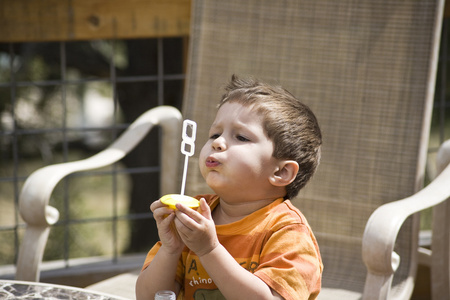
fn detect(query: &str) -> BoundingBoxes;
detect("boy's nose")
[212,136,226,151]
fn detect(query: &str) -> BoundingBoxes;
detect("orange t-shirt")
[142,194,322,300]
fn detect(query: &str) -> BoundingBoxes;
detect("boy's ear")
[269,160,299,187]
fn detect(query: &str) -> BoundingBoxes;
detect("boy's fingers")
[174,203,196,221]
[175,198,210,215]
[175,202,206,222]
[150,199,166,212]
[197,198,212,219]
[162,212,175,224]
[153,206,175,222]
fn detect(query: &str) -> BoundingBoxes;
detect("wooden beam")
[2,0,447,43]
[0,0,191,43]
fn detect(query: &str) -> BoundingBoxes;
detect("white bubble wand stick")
[180,119,197,195]
[160,119,199,209]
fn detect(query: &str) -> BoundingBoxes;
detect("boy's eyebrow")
[208,122,221,130]
[210,121,247,131]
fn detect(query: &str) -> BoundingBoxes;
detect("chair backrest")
[182,0,443,296]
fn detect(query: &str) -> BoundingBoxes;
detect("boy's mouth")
[205,156,220,168]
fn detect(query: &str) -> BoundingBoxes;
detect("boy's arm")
[136,201,185,299]
[135,244,181,300]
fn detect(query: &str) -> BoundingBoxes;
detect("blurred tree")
[0,38,185,253]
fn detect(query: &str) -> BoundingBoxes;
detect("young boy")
[136,75,323,300]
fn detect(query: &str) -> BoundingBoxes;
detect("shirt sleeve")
[141,241,161,271]
[141,241,186,286]
[254,223,322,300]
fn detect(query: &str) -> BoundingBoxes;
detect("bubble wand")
[180,119,197,195]
[160,119,200,209]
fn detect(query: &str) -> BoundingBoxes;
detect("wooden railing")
[0,0,191,42]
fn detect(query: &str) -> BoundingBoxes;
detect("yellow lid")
[160,194,200,209]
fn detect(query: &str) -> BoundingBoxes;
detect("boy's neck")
[212,197,278,225]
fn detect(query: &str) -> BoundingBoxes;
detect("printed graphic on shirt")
[186,257,213,288]
[186,256,261,300]
[194,288,225,300]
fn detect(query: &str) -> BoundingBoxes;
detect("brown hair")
[219,75,322,199]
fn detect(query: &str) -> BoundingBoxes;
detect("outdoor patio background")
[0,2,449,296]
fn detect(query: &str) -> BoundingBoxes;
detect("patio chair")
[15,106,182,283]
[181,0,449,299]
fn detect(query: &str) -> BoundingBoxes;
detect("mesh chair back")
[183,0,442,295]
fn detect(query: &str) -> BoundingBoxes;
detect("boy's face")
[199,102,282,202]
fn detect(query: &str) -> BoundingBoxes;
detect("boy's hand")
[150,200,185,255]
[173,198,219,257]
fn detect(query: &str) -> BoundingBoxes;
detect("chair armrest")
[362,140,450,299]
[16,105,182,281]
[19,105,181,226]
[431,140,450,299]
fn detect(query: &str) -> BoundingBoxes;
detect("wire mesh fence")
[0,37,185,267]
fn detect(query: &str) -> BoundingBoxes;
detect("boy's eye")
[237,135,250,142]
[210,133,220,139]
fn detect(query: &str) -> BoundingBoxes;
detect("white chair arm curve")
[362,156,450,275]
[437,139,450,174]
[19,106,182,227]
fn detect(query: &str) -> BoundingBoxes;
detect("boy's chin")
[203,172,224,185]
[206,182,224,194]
[205,180,227,195]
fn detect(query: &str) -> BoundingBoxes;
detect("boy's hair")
[219,75,322,199]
